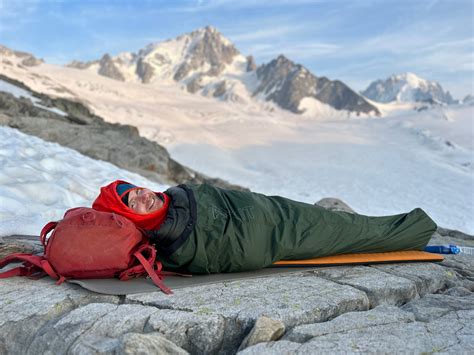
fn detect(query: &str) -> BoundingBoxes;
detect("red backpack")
[0,207,176,294]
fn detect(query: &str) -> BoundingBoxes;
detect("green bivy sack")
[158,184,437,274]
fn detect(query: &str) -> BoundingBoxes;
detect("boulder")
[119,332,188,355]
[315,198,356,213]
[238,316,285,351]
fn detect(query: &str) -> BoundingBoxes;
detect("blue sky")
[0,0,472,98]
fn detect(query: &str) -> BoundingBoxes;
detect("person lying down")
[92,180,438,274]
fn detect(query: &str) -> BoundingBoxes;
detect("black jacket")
[144,185,196,256]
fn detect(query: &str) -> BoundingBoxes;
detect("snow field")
[0,127,168,236]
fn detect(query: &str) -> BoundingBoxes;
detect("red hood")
[92,180,170,230]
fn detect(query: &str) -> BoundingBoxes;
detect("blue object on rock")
[424,245,460,254]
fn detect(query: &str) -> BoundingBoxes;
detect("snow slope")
[0,56,473,235]
[0,126,168,236]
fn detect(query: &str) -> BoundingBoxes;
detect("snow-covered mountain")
[462,94,474,106]
[66,26,379,116]
[362,72,454,104]
[0,45,44,67]
[254,55,378,115]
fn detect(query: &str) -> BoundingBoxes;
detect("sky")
[0,0,473,98]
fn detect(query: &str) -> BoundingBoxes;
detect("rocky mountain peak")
[172,26,240,81]
[97,53,125,81]
[246,55,256,72]
[254,55,379,115]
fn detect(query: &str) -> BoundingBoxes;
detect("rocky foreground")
[1,199,473,354]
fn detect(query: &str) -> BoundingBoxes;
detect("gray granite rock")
[238,340,302,354]
[436,227,474,241]
[127,274,369,326]
[145,310,226,354]
[286,305,414,343]
[401,293,474,322]
[128,274,369,352]
[118,332,188,355]
[372,262,452,297]
[294,310,474,353]
[311,266,417,307]
[443,286,472,297]
[244,308,474,353]
[238,316,285,351]
[315,197,356,213]
[0,278,118,354]
[28,303,197,354]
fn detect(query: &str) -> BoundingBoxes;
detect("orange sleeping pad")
[272,250,444,266]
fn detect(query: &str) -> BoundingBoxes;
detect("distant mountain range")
[66,26,380,117]
[1,26,469,118]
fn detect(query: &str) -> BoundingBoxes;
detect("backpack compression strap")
[0,253,64,284]
[119,244,174,294]
[133,251,172,294]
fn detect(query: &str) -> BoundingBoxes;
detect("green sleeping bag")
[158,184,437,273]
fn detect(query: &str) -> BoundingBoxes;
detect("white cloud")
[0,0,40,18]
[0,0,40,33]
[230,26,303,42]
[248,41,340,62]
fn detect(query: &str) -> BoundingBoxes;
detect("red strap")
[0,253,44,269]
[0,266,34,278]
[133,251,172,294]
[40,259,60,280]
[40,221,58,248]
[0,253,61,281]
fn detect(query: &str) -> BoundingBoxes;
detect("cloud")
[247,41,340,62]
[230,25,304,42]
[0,0,40,33]
[0,0,40,18]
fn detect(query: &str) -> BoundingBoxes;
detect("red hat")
[92,180,170,230]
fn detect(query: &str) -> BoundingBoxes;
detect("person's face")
[127,188,163,214]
